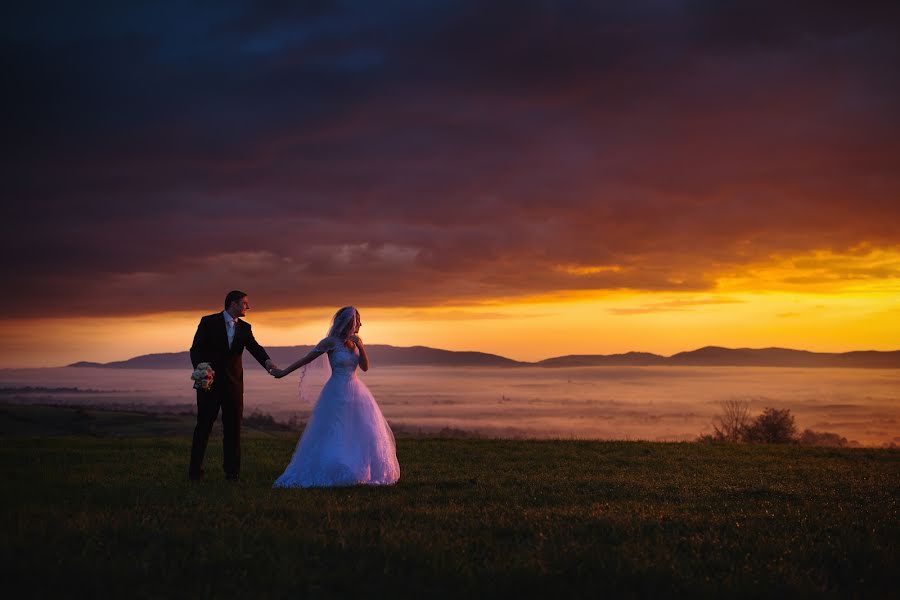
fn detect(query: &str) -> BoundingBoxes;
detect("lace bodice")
[316,337,359,379]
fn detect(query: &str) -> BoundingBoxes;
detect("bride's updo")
[327,306,360,339]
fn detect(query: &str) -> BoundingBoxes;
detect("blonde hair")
[327,306,359,339]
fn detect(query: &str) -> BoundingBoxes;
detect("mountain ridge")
[66,345,900,369]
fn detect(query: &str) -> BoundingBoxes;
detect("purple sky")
[3,1,899,318]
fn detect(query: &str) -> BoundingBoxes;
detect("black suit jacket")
[189,313,271,401]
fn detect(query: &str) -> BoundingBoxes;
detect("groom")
[188,290,278,481]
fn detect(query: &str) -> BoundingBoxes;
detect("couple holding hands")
[188,290,400,488]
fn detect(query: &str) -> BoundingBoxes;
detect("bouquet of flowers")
[191,362,215,391]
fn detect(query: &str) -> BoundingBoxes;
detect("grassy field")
[1,405,898,598]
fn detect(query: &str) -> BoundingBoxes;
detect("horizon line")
[35,343,900,370]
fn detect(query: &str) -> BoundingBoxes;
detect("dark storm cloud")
[2,1,899,317]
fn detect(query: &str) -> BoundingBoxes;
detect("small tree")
[744,407,797,443]
[712,399,751,442]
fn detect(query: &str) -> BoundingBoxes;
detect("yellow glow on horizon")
[715,245,900,294]
[1,247,898,368]
[1,290,897,368]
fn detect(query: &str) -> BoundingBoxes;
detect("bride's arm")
[272,351,322,378]
[272,338,333,379]
[350,335,369,371]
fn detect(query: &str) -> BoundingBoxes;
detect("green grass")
[0,403,293,438]
[1,409,898,598]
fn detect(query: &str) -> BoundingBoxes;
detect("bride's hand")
[271,368,286,379]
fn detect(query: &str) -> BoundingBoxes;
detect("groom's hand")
[271,368,286,379]
[265,360,279,376]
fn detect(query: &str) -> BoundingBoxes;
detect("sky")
[2,1,899,367]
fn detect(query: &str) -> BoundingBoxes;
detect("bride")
[271,306,400,488]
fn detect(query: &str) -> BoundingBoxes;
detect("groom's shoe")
[225,473,239,482]
[189,469,204,482]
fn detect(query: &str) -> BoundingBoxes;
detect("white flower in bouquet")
[191,362,215,391]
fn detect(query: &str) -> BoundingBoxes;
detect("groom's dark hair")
[224,290,247,309]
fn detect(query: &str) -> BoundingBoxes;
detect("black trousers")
[189,387,243,478]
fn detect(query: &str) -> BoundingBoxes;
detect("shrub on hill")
[700,405,850,446]
[743,407,797,443]
[712,399,752,442]
[700,405,796,444]
[798,429,848,447]
[701,404,857,446]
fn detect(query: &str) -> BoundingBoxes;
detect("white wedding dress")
[274,337,400,488]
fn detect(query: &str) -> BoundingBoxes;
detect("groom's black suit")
[189,312,271,479]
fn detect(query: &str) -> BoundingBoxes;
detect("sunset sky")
[3,1,899,367]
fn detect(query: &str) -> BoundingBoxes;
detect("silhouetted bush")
[700,405,803,444]
[712,399,751,442]
[743,407,797,444]
[798,429,848,447]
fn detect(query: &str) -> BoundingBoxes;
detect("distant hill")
[67,345,900,369]
[70,352,190,370]
[669,346,900,368]
[69,345,526,369]
[536,352,667,367]
[537,346,900,368]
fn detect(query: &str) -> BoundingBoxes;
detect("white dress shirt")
[223,310,238,348]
